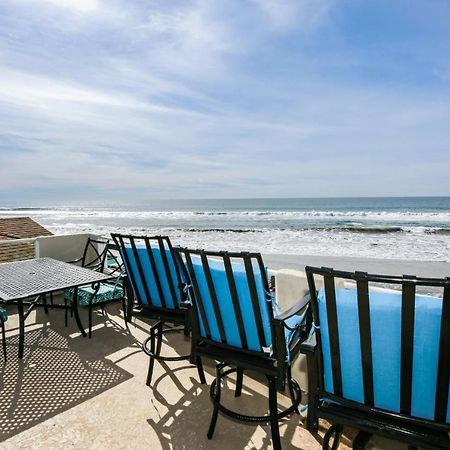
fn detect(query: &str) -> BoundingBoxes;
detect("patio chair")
[178,248,308,450]
[303,267,450,450]
[64,237,127,338]
[0,306,7,360]
[110,234,206,387]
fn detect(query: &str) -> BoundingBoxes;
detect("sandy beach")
[263,253,450,278]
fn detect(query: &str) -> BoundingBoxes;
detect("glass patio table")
[0,257,115,358]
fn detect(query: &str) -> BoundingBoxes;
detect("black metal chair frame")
[111,234,206,387]
[179,248,309,450]
[65,237,129,338]
[303,266,450,450]
[67,236,110,271]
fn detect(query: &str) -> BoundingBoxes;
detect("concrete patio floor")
[0,301,409,449]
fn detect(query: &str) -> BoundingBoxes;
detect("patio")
[0,299,408,449]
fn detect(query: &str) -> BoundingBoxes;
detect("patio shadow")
[145,364,333,450]
[0,312,134,442]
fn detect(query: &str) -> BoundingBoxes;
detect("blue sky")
[0,0,449,202]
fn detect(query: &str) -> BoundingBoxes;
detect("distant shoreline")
[263,254,450,278]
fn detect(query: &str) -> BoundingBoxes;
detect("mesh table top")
[0,257,114,301]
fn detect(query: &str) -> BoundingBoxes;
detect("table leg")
[43,293,48,314]
[18,299,25,359]
[72,287,87,337]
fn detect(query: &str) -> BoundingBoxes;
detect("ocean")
[1,197,450,261]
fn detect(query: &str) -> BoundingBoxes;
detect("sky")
[0,0,450,203]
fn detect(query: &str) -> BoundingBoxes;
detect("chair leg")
[124,277,134,323]
[155,321,163,356]
[121,297,127,328]
[287,365,300,414]
[268,375,282,450]
[207,364,222,439]
[323,424,343,450]
[306,353,319,432]
[1,319,6,361]
[235,367,244,397]
[88,306,93,339]
[196,356,206,384]
[146,324,157,387]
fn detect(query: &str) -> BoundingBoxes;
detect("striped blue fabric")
[318,287,449,423]
[123,244,181,309]
[189,256,303,355]
[190,256,271,352]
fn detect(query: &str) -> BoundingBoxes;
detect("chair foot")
[352,431,371,449]
[323,424,343,450]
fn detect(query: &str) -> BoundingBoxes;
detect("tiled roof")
[0,241,35,263]
[0,217,52,263]
[0,217,52,240]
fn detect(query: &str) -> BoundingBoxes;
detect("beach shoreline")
[262,253,450,278]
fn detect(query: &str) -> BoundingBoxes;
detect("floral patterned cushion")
[64,283,124,306]
[0,307,7,322]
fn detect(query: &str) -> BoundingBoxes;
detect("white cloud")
[0,0,450,199]
[35,0,100,13]
[250,0,334,31]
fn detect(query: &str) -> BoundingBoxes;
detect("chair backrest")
[81,237,109,272]
[111,234,183,310]
[104,243,125,277]
[305,266,450,426]
[178,248,274,354]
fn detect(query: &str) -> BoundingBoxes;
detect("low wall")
[35,233,101,263]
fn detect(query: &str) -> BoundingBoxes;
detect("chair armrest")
[273,294,310,322]
[299,327,317,354]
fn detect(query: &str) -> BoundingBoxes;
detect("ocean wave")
[427,228,450,235]
[43,222,450,261]
[178,228,263,233]
[324,226,404,233]
[2,207,450,221]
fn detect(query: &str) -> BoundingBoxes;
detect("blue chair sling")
[303,267,450,450]
[179,248,309,450]
[111,234,206,387]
